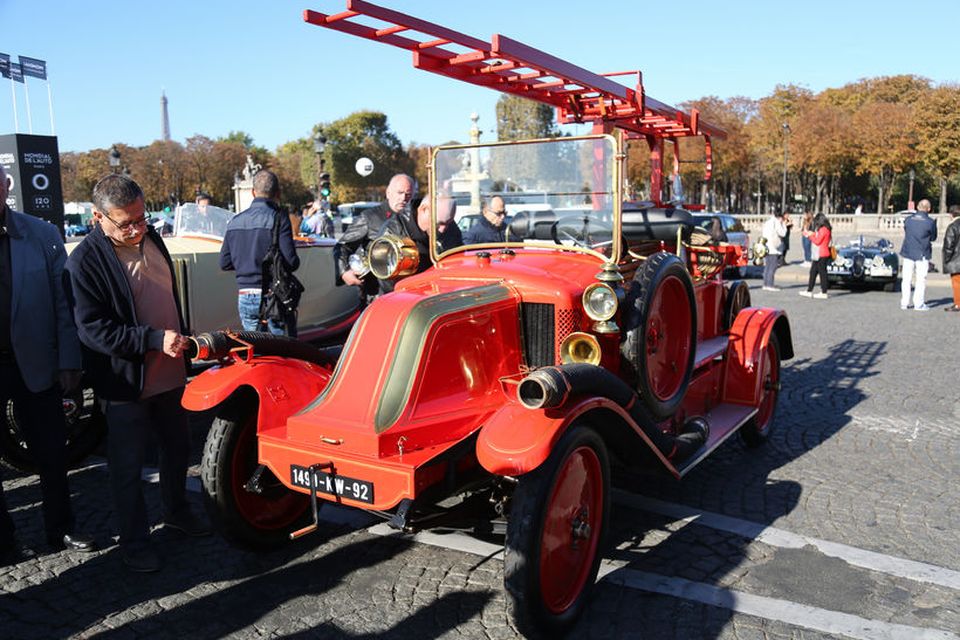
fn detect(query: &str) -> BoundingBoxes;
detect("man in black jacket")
[942,205,960,312]
[337,173,414,302]
[463,196,507,245]
[220,170,300,336]
[66,174,209,573]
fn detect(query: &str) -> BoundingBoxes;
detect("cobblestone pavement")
[2,261,958,639]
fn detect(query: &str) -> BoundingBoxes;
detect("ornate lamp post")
[780,123,790,215]
[109,145,122,174]
[908,168,916,211]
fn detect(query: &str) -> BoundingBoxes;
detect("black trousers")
[807,258,829,293]
[0,360,74,548]
[103,386,189,549]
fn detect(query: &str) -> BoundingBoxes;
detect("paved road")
[2,262,958,639]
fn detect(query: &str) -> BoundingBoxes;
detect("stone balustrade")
[733,213,953,239]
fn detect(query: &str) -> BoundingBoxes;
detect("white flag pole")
[46,81,55,134]
[23,80,33,134]
[9,80,18,132]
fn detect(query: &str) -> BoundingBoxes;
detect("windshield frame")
[428,134,623,266]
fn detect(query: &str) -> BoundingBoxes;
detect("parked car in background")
[692,212,751,277]
[826,235,899,291]
[334,201,381,233]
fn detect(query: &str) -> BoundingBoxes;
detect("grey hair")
[92,174,144,213]
[252,170,280,199]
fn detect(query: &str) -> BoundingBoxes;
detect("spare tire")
[620,252,697,418]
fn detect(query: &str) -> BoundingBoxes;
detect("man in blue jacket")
[900,199,938,311]
[0,166,95,564]
[66,174,209,573]
[463,196,507,245]
[220,170,300,336]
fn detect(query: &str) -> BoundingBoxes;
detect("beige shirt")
[113,239,185,399]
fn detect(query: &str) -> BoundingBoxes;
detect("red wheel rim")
[539,445,603,614]
[645,275,692,401]
[754,342,780,431]
[231,423,307,530]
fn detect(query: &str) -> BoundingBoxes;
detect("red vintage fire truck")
[182,2,793,635]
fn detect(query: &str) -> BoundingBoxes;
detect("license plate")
[290,464,374,504]
[870,267,892,276]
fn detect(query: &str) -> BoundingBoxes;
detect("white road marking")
[613,490,960,591]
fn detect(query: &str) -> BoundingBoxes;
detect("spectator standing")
[220,170,300,336]
[942,205,960,312]
[779,213,793,266]
[0,166,96,565]
[66,174,209,573]
[799,213,832,299]
[899,199,937,311]
[760,211,790,291]
[800,211,814,266]
[463,196,507,245]
[376,193,463,294]
[337,173,415,302]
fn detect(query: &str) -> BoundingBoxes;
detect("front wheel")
[740,334,781,447]
[504,425,610,636]
[200,388,310,550]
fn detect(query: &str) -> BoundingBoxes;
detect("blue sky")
[1,0,956,154]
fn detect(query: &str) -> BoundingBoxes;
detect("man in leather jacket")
[337,174,414,302]
[942,205,960,312]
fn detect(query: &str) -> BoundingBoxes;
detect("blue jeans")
[237,292,296,337]
[801,236,812,262]
[763,255,780,288]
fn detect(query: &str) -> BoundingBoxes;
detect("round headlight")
[844,258,854,268]
[582,283,618,321]
[368,235,419,280]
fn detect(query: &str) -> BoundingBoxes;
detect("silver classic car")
[826,235,899,291]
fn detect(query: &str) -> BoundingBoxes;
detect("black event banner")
[9,62,24,83]
[18,56,47,80]
[0,53,9,79]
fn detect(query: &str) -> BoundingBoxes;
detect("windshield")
[174,202,233,239]
[431,135,618,260]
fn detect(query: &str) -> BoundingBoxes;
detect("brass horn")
[368,234,420,280]
[559,332,602,365]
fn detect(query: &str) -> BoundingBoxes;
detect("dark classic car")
[826,235,899,291]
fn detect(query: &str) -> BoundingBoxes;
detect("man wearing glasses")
[66,174,209,573]
[463,196,507,245]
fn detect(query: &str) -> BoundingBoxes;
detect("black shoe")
[48,532,98,553]
[1,542,36,566]
[122,546,162,573]
[162,511,212,537]
[945,305,960,312]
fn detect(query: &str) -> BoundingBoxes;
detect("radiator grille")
[521,303,555,368]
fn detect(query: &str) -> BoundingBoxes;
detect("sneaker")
[162,510,212,537]
[813,292,829,299]
[802,261,812,267]
[798,290,813,298]
[122,546,162,573]
[761,286,781,292]
[914,304,930,311]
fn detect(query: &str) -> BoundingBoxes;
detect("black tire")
[0,387,106,473]
[620,252,697,418]
[723,280,752,332]
[740,334,781,447]
[504,425,610,637]
[882,280,896,293]
[200,388,310,550]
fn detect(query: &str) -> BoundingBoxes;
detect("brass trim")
[369,234,419,279]
[374,284,514,432]
[560,332,602,365]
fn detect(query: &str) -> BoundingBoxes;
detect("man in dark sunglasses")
[462,196,507,245]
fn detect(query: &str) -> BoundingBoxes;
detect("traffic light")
[319,173,331,199]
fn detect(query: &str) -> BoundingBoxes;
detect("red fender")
[182,357,333,434]
[476,396,676,477]
[724,307,793,406]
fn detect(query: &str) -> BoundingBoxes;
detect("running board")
[693,335,728,370]
[674,403,757,477]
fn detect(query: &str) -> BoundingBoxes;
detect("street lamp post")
[780,123,790,215]
[908,169,916,211]
[109,145,122,174]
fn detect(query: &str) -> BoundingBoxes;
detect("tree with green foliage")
[495,95,557,141]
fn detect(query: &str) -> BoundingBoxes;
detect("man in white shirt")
[760,211,791,291]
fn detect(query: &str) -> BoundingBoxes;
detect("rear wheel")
[740,334,781,447]
[504,425,609,636]
[200,388,310,550]
[0,387,105,473]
